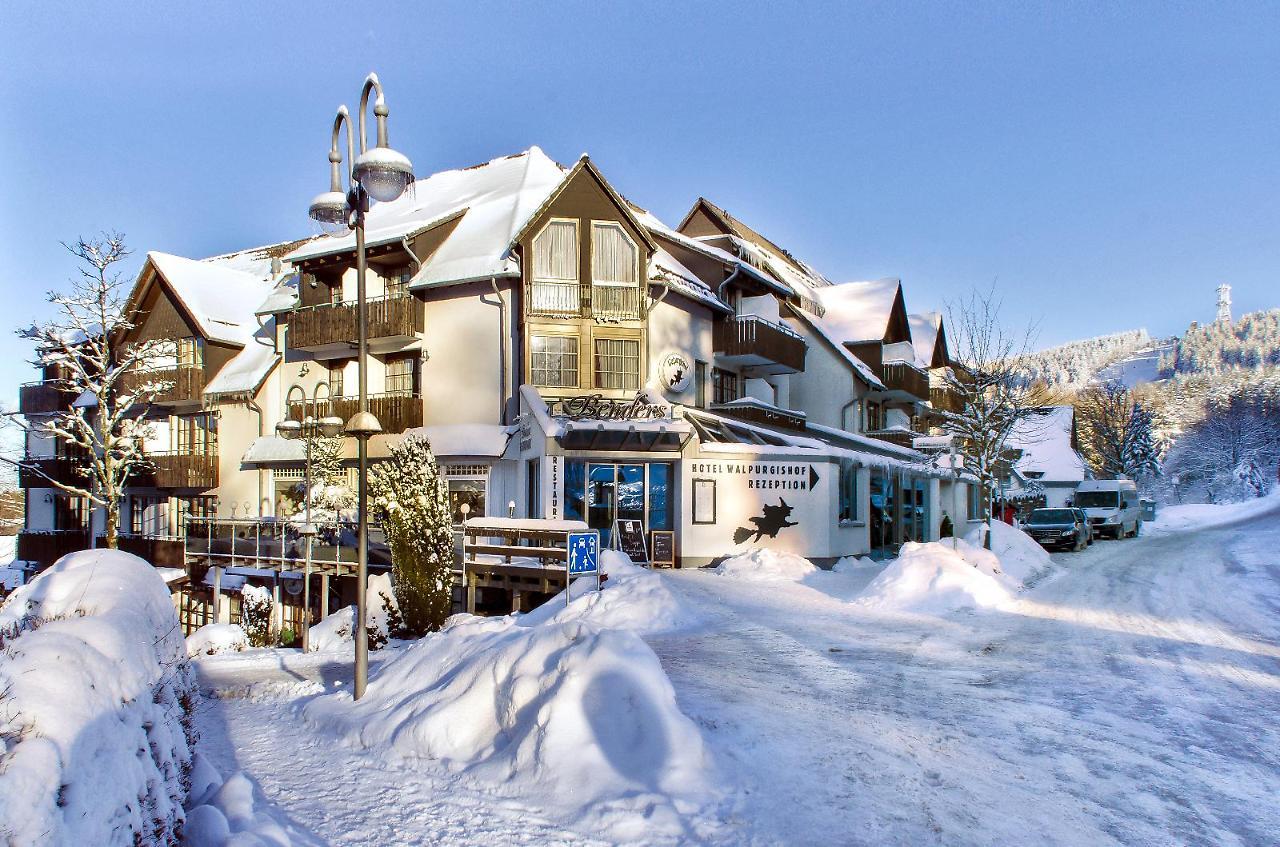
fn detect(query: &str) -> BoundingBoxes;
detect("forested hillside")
[1159,309,1280,376]
[1017,329,1154,388]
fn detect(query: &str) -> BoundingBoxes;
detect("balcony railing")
[19,381,73,415]
[878,361,930,400]
[929,385,963,414]
[288,294,423,350]
[289,392,423,435]
[119,365,206,405]
[591,284,642,320]
[713,314,807,376]
[184,519,393,573]
[711,400,807,432]
[17,530,89,567]
[132,450,219,490]
[18,456,87,488]
[865,428,921,449]
[529,281,580,317]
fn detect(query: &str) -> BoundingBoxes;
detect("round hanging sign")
[659,350,693,394]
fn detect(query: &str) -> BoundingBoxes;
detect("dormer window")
[590,222,640,320]
[531,219,579,315]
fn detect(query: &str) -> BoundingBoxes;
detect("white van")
[1073,479,1141,539]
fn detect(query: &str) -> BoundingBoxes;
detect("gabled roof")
[813,279,907,345]
[1007,406,1087,483]
[649,246,731,313]
[509,156,657,254]
[203,326,278,399]
[283,147,570,288]
[784,303,884,389]
[679,198,815,283]
[909,312,946,369]
[628,205,786,296]
[143,252,276,346]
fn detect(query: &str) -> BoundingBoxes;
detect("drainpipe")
[246,400,265,517]
[840,398,858,434]
[481,277,509,425]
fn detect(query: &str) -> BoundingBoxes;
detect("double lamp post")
[299,73,414,700]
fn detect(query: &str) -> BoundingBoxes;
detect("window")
[443,465,488,525]
[329,361,346,398]
[866,402,884,431]
[839,459,859,523]
[385,265,413,298]
[967,483,982,521]
[593,338,640,390]
[590,222,640,319]
[692,479,717,524]
[130,495,168,536]
[694,361,708,408]
[328,283,343,305]
[531,219,579,314]
[177,337,203,369]
[531,335,579,388]
[54,494,89,532]
[526,459,541,519]
[385,356,418,395]
[175,413,216,454]
[712,368,739,405]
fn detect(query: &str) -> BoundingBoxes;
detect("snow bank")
[1147,492,1280,535]
[309,604,357,652]
[714,547,819,581]
[187,623,249,657]
[183,755,319,847]
[520,549,703,635]
[856,541,1015,614]
[307,573,398,653]
[964,520,1054,586]
[303,596,715,839]
[0,549,196,846]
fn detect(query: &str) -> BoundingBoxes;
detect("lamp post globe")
[308,190,350,226]
[352,146,413,203]
[275,419,302,440]
[318,416,345,438]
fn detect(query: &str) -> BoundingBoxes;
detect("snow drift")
[187,623,249,657]
[303,551,715,839]
[859,525,1051,614]
[0,550,196,846]
[713,547,819,582]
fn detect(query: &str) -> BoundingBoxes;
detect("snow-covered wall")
[0,549,196,846]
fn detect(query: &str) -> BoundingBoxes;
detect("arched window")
[591,222,640,319]
[531,219,579,315]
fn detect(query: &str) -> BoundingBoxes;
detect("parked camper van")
[1074,479,1141,539]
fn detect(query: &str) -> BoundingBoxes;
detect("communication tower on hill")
[1215,283,1232,325]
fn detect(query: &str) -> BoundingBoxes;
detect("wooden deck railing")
[289,392,423,434]
[16,530,89,567]
[18,456,87,488]
[712,314,807,374]
[119,365,206,404]
[288,294,423,350]
[18,381,73,415]
[133,451,219,490]
[528,281,580,317]
[879,361,930,400]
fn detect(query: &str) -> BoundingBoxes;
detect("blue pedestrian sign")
[567,531,599,576]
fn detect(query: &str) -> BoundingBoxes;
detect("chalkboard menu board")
[650,531,676,568]
[615,518,648,563]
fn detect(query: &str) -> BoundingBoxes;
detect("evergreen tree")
[368,435,455,635]
[1123,402,1160,481]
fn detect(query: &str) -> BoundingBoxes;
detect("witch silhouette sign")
[733,498,799,545]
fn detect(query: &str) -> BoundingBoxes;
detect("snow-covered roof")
[400,424,512,459]
[202,236,318,279]
[649,246,731,313]
[909,312,943,369]
[1007,406,1087,483]
[255,274,301,316]
[147,252,276,346]
[629,206,786,296]
[786,305,885,389]
[813,279,903,345]
[203,329,278,399]
[283,147,569,289]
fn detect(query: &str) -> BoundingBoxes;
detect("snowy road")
[193,505,1280,846]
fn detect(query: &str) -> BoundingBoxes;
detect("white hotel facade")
[17,146,978,625]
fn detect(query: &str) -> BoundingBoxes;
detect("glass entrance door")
[586,463,645,546]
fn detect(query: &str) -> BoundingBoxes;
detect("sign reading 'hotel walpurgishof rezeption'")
[687,461,820,491]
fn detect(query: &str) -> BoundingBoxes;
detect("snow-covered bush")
[0,549,196,846]
[309,605,356,652]
[240,583,275,647]
[186,622,249,657]
[369,435,455,634]
[307,575,397,653]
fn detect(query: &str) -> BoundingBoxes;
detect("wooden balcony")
[288,295,424,351]
[17,530,89,567]
[877,361,930,401]
[132,451,219,490]
[929,384,963,414]
[19,381,73,415]
[711,400,807,432]
[119,365,206,405]
[18,456,87,488]
[713,314,807,376]
[289,392,423,435]
[865,428,920,450]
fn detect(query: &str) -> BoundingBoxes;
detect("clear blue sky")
[2,1,1277,408]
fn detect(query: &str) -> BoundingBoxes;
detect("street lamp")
[308,72,412,700]
[276,392,343,653]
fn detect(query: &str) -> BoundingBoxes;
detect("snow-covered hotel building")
[16,146,977,621]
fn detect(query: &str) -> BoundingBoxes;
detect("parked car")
[1024,508,1092,551]
[1074,479,1142,539]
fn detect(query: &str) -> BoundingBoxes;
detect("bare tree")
[10,234,172,549]
[938,286,1056,546]
[1074,380,1160,481]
